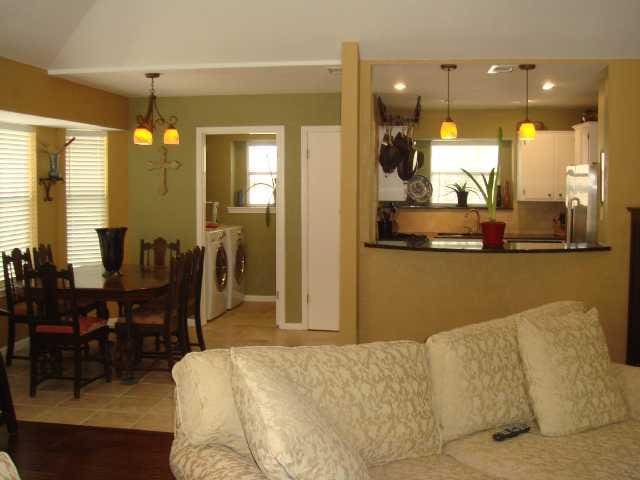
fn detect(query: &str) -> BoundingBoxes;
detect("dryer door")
[215,245,228,292]
[234,243,246,285]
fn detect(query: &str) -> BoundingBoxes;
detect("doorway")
[195,126,286,326]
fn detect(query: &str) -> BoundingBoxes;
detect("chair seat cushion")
[443,420,640,480]
[116,307,165,326]
[35,316,107,335]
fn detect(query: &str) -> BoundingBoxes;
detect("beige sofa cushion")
[444,420,640,480]
[518,308,627,436]
[172,350,250,456]
[230,349,370,480]
[426,301,585,442]
[229,342,439,467]
[368,454,493,480]
[614,363,640,420]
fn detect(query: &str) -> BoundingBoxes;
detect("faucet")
[465,209,481,234]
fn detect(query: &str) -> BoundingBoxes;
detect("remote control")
[492,423,530,442]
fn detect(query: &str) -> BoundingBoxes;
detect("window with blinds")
[65,131,108,265]
[0,123,35,267]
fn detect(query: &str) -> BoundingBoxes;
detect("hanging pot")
[379,130,400,173]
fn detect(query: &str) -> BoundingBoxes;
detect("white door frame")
[195,125,286,327]
[300,125,341,330]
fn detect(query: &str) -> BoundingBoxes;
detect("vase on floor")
[96,227,127,276]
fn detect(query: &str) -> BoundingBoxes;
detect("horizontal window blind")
[0,124,34,270]
[65,131,107,266]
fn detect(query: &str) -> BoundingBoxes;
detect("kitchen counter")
[365,238,610,253]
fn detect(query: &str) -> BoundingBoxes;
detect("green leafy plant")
[461,167,499,221]
[446,182,475,195]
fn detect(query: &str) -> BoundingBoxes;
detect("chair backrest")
[2,249,32,313]
[161,251,192,333]
[32,244,54,268]
[23,263,81,336]
[189,246,206,313]
[140,237,180,268]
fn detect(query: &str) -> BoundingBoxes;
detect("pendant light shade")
[163,125,180,145]
[518,64,536,141]
[133,73,180,146]
[440,64,458,140]
[133,127,153,145]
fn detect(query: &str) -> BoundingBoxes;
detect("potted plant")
[446,182,475,208]
[461,167,505,248]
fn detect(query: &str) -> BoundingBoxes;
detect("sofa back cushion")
[230,341,440,467]
[518,308,628,436]
[426,301,585,442]
[231,349,370,480]
[172,349,250,456]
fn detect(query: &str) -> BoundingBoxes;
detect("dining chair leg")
[73,346,82,399]
[0,355,17,435]
[154,334,161,353]
[194,314,206,351]
[101,336,112,383]
[29,340,38,398]
[163,333,173,371]
[5,320,16,366]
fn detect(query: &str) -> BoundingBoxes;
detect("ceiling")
[58,66,342,97]
[374,63,605,110]
[0,0,638,97]
[0,110,115,130]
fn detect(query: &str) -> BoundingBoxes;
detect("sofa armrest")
[170,436,265,480]
[613,363,640,420]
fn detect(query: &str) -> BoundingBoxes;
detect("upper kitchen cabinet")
[573,121,598,165]
[517,131,574,202]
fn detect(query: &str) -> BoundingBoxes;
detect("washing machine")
[205,228,228,320]
[223,225,246,310]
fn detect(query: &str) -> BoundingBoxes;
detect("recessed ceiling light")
[487,65,515,74]
[542,81,555,91]
[393,82,407,91]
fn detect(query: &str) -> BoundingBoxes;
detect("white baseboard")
[278,322,307,331]
[0,336,30,357]
[244,295,276,303]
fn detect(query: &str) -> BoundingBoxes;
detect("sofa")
[170,301,640,479]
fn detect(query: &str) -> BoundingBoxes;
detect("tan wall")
[0,59,130,347]
[355,59,640,363]
[206,134,277,296]
[0,57,128,130]
[127,93,341,324]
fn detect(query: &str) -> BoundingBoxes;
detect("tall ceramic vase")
[96,227,127,276]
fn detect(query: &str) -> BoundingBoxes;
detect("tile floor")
[7,302,348,432]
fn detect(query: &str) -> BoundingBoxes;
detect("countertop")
[365,238,610,254]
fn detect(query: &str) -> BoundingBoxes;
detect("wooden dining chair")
[1,249,33,366]
[185,246,206,351]
[23,263,111,399]
[118,251,192,371]
[0,354,17,436]
[32,244,54,268]
[139,237,180,268]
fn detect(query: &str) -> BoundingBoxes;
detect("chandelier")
[133,73,179,146]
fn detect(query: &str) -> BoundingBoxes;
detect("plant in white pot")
[461,167,505,247]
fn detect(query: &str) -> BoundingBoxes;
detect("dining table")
[72,263,170,384]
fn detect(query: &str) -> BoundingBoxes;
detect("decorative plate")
[407,175,433,203]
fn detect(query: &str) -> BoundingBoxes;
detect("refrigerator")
[565,163,599,243]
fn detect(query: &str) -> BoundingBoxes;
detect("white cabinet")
[517,131,574,202]
[573,122,598,165]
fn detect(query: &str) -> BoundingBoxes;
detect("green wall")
[127,93,341,323]
[206,134,276,296]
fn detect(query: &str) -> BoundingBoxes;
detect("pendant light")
[133,73,180,146]
[518,64,536,141]
[440,64,458,140]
